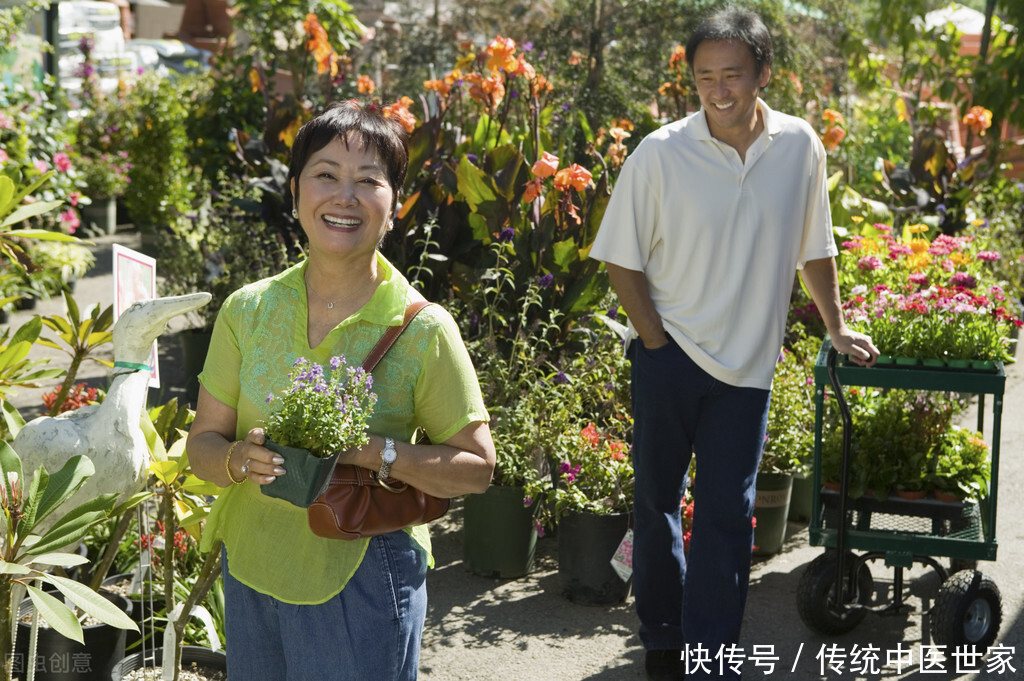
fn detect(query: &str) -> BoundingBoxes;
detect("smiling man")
[589,6,878,681]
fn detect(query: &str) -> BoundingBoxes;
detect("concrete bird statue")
[13,292,212,513]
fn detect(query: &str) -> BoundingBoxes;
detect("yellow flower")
[910,237,930,254]
[907,223,929,234]
[962,106,993,137]
[949,252,973,267]
[850,215,864,224]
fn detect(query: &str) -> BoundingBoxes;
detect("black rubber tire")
[930,569,1002,652]
[797,551,874,635]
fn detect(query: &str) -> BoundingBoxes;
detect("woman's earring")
[291,208,298,219]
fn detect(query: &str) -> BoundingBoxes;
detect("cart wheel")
[930,569,1002,652]
[797,551,873,635]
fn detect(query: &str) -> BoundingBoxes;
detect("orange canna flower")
[822,109,845,127]
[522,177,545,203]
[668,45,686,70]
[822,125,846,151]
[465,72,505,108]
[553,164,593,193]
[485,35,518,73]
[513,57,535,81]
[357,74,376,94]
[424,78,450,96]
[383,96,417,133]
[962,106,993,136]
[581,422,600,446]
[530,73,553,96]
[531,151,559,178]
[568,51,583,66]
[609,127,631,144]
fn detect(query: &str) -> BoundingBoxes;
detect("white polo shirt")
[590,99,836,390]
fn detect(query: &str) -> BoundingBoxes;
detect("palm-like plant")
[0,442,136,681]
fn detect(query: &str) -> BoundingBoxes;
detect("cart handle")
[826,346,855,610]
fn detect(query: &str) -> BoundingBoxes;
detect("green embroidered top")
[197,254,488,604]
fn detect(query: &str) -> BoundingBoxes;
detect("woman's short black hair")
[287,100,410,213]
[685,6,773,75]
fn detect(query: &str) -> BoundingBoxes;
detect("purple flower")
[330,356,343,370]
[554,370,569,384]
[498,227,515,242]
[538,273,554,288]
[523,496,534,508]
[606,306,619,319]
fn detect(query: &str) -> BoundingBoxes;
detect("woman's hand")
[231,428,286,485]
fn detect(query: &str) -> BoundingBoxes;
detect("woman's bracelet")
[225,440,246,485]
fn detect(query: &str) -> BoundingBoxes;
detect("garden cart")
[797,342,1005,652]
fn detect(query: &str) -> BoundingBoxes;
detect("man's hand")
[830,328,880,367]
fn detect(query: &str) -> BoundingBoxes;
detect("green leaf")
[552,238,579,271]
[26,584,84,644]
[456,156,496,212]
[0,561,31,575]
[39,575,138,631]
[24,551,90,569]
[32,455,95,528]
[1,400,26,438]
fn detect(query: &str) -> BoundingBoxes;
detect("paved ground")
[6,228,1024,681]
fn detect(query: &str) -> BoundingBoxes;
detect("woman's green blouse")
[197,254,488,604]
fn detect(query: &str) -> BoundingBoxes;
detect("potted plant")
[0,443,137,681]
[545,418,634,606]
[261,356,377,508]
[930,426,991,503]
[110,400,226,681]
[763,322,820,527]
[839,222,1023,364]
[74,153,131,236]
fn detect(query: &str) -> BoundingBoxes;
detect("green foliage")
[933,426,991,498]
[156,176,297,331]
[762,324,820,474]
[36,292,114,416]
[0,445,133,681]
[263,357,377,458]
[821,387,966,498]
[0,317,63,439]
[122,73,197,231]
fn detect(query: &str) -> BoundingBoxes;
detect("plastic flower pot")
[260,439,341,508]
[463,484,538,578]
[16,592,132,681]
[109,645,226,680]
[753,472,793,556]
[558,510,632,606]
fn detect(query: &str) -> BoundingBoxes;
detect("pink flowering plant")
[263,356,377,458]
[839,222,1022,362]
[528,417,634,531]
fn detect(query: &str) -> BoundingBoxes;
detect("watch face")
[383,444,397,463]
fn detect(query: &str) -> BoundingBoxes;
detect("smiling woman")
[185,100,495,681]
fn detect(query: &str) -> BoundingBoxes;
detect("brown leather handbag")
[307,301,451,540]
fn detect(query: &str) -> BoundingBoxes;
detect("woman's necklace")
[305,276,335,309]
[304,269,378,312]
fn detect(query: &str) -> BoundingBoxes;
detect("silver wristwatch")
[377,437,397,482]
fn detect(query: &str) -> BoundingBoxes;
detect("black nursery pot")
[109,646,226,680]
[260,439,341,508]
[15,592,132,681]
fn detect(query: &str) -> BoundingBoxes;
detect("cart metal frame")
[802,343,1005,636]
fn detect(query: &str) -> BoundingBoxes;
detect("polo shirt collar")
[686,98,782,141]
[283,252,411,327]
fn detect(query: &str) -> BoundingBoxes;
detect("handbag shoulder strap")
[361,300,432,373]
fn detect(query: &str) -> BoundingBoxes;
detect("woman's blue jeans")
[629,337,770,679]
[222,529,428,681]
